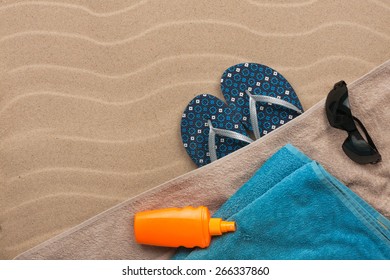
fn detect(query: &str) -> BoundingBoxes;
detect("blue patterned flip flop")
[221,63,304,139]
[181,94,253,167]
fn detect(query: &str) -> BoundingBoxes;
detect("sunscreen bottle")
[134,206,235,248]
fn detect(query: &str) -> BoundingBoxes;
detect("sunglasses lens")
[325,82,347,128]
[325,81,356,131]
[342,131,382,164]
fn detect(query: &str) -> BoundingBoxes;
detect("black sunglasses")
[325,81,381,164]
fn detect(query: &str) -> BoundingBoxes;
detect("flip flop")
[220,63,304,139]
[181,94,253,167]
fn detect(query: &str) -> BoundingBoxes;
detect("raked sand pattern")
[0,0,389,259]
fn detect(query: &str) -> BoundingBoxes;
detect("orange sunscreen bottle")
[134,206,235,248]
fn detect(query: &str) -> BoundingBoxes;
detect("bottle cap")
[209,218,236,235]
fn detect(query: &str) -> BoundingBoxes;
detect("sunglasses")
[325,81,381,164]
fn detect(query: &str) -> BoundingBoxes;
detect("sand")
[0,0,389,259]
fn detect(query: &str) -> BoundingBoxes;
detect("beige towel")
[16,60,390,259]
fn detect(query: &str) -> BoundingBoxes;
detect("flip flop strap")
[207,120,253,162]
[245,90,303,139]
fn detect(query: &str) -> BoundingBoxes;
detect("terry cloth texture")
[173,144,390,260]
[15,60,390,259]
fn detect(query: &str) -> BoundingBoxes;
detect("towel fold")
[174,144,390,260]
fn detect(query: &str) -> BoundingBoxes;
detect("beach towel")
[174,144,390,260]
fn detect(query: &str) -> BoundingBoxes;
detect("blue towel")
[173,144,390,259]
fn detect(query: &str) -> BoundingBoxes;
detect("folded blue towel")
[173,144,390,259]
